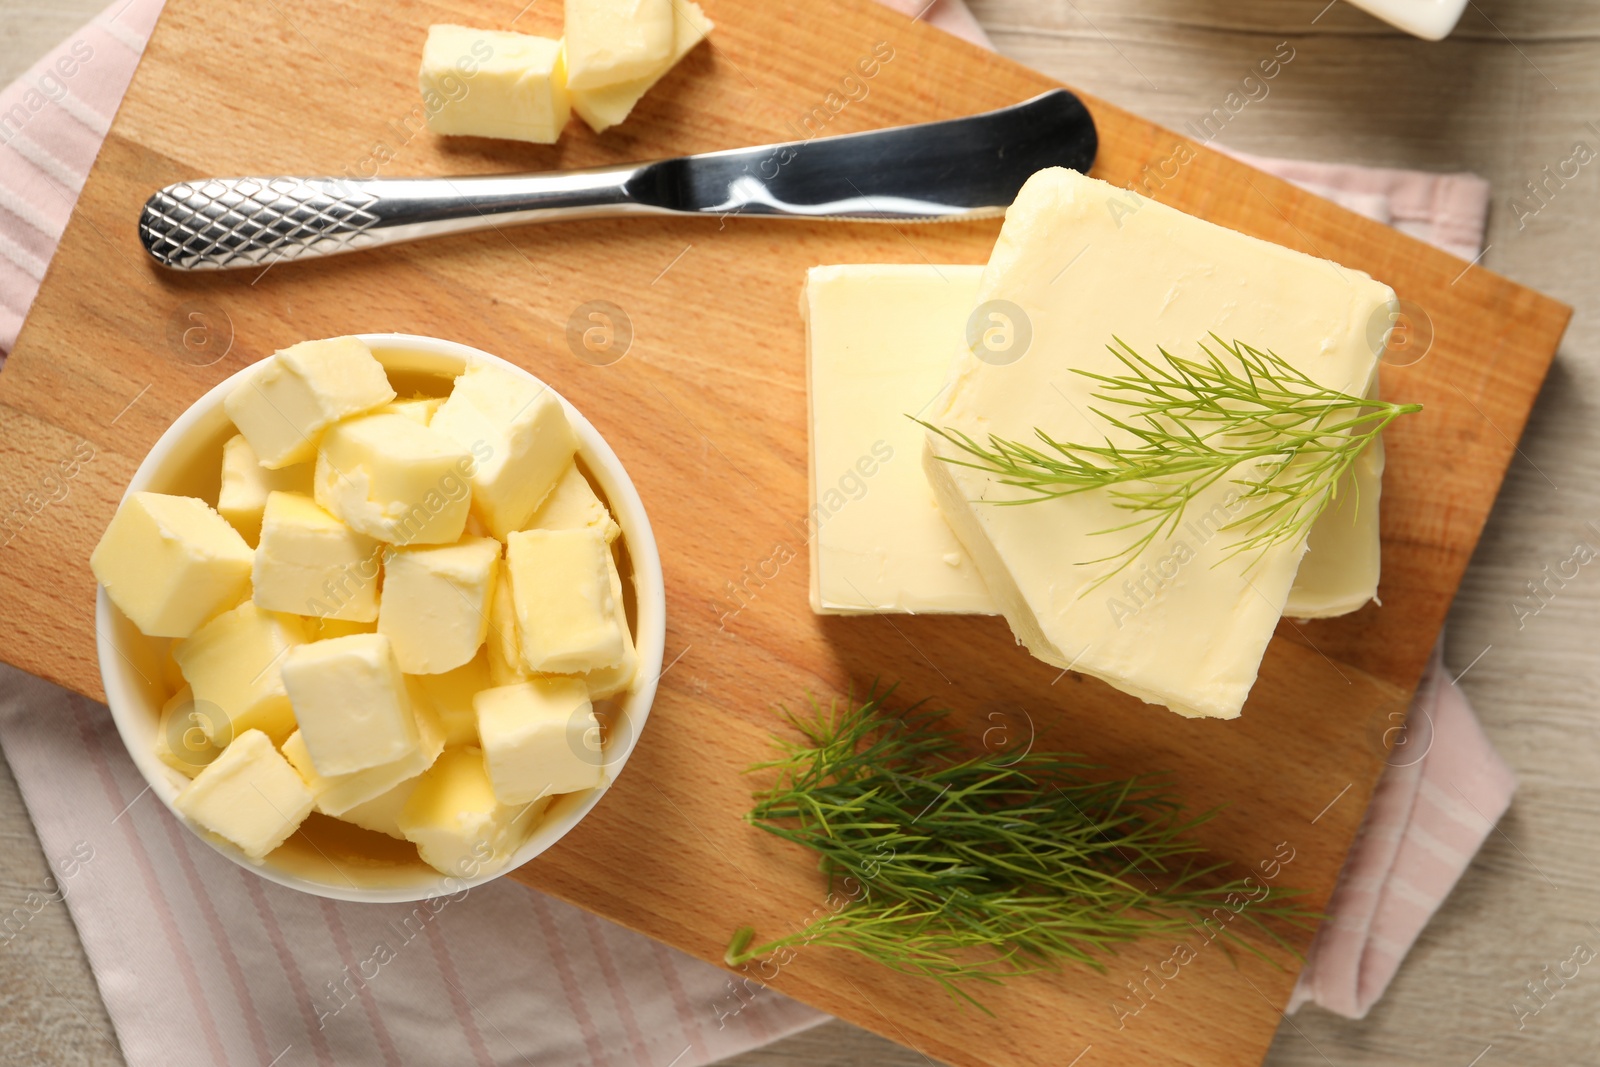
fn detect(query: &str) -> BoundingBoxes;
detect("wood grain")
[0,1,1569,1066]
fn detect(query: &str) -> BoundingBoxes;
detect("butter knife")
[137,89,1096,271]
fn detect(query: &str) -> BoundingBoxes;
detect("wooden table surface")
[3,1,1599,1066]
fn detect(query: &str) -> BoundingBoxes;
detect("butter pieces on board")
[417,1,711,143]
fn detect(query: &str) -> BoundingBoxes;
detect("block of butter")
[413,651,492,746]
[923,168,1392,719]
[174,601,307,744]
[398,746,551,878]
[475,677,602,805]
[314,412,473,545]
[420,26,571,145]
[563,0,673,91]
[529,463,619,542]
[224,337,395,469]
[92,492,254,639]
[571,1,712,133]
[282,633,421,776]
[805,264,1383,620]
[173,729,313,862]
[430,361,578,539]
[281,691,443,817]
[253,492,381,622]
[378,536,500,674]
[217,435,313,545]
[506,527,626,674]
[804,265,995,615]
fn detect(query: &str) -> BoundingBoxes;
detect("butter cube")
[413,651,492,746]
[486,567,531,686]
[398,747,550,878]
[217,435,313,544]
[281,690,443,816]
[224,337,395,469]
[506,528,626,673]
[154,687,222,778]
[174,601,307,745]
[378,536,500,673]
[380,397,442,425]
[419,26,570,144]
[571,1,712,133]
[564,0,673,91]
[335,777,423,839]
[173,729,314,862]
[579,549,637,699]
[314,413,473,545]
[281,633,420,776]
[92,492,253,639]
[430,361,578,538]
[253,492,381,622]
[475,678,602,804]
[529,463,619,542]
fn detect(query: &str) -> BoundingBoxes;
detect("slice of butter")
[314,412,473,545]
[281,691,444,816]
[173,601,308,745]
[412,651,492,747]
[563,0,673,91]
[224,337,395,469]
[281,633,421,776]
[430,361,578,539]
[805,264,1384,620]
[528,463,619,542]
[154,687,223,778]
[475,677,602,805]
[92,492,254,639]
[378,536,500,674]
[173,729,313,862]
[398,746,550,878]
[571,1,711,133]
[804,264,995,615]
[253,492,381,623]
[217,435,313,544]
[924,168,1391,719]
[506,527,626,674]
[1284,376,1385,618]
[420,26,570,145]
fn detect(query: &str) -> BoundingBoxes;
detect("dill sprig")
[919,336,1420,585]
[727,689,1317,1010]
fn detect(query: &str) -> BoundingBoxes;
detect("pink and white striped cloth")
[0,2,1515,1064]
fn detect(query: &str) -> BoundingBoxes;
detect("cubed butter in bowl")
[95,334,665,902]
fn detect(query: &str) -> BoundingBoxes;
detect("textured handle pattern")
[139,178,382,270]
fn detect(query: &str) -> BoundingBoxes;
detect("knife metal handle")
[138,167,674,271]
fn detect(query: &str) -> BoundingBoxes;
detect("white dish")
[1344,0,1468,41]
[96,333,666,902]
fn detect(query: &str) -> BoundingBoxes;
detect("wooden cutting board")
[0,0,1568,1064]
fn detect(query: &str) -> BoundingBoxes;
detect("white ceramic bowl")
[96,333,666,902]
[1345,0,1467,40]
